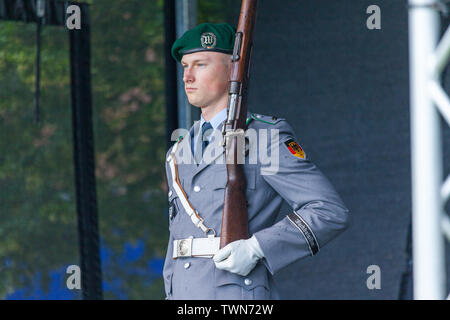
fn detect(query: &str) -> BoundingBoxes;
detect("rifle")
[220,0,258,248]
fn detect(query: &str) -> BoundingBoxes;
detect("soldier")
[163,23,350,300]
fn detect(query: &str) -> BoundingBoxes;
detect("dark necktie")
[191,121,213,163]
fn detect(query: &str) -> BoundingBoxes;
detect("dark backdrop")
[241,0,450,299]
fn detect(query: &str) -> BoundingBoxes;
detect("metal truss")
[409,0,450,300]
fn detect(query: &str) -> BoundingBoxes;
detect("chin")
[192,104,202,108]
[188,101,202,108]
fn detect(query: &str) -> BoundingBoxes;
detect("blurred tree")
[0,0,241,300]
[0,0,167,299]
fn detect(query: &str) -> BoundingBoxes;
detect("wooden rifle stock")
[220,0,258,248]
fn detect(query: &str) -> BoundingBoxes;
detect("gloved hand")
[213,235,265,276]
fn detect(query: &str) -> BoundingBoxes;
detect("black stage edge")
[69,8,103,300]
[163,0,179,149]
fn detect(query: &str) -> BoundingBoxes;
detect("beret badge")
[201,32,217,49]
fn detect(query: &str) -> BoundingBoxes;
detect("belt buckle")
[177,238,192,257]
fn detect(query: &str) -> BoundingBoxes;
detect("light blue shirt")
[190,108,228,158]
[198,107,228,144]
[200,107,228,132]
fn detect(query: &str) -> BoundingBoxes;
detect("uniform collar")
[200,107,227,129]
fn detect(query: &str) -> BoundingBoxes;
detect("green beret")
[171,23,236,62]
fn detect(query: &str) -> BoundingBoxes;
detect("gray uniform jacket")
[163,112,350,300]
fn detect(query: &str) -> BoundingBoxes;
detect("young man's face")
[181,51,231,109]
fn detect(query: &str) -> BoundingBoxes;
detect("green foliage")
[0,0,241,300]
[0,0,167,299]
[0,19,78,298]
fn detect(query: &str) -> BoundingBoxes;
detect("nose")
[183,67,194,83]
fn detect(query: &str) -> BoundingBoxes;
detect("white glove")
[213,235,265,276]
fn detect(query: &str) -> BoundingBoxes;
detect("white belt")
[167,140,215,236]
[173,236,220,259]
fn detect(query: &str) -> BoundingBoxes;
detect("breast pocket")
[210,166,256,204]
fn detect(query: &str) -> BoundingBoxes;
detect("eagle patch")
[284,138,306,159]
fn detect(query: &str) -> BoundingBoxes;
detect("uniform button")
[184,262,191,269]
[168,190,172,197]
[244,278,252,286]
[193,185,201,192]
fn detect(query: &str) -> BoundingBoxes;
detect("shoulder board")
[250,112,281,125]
[169,135,184,150]
[246,116,253,128]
